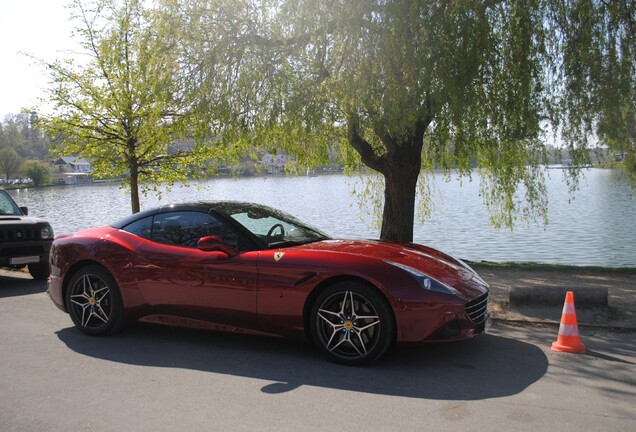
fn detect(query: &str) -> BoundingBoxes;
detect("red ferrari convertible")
[48,201,489,365]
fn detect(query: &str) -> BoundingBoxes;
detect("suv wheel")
[28,262,50,280]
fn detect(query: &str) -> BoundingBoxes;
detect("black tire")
[65,265,125,336]
[310,281,395,365]
[28,262,50,280]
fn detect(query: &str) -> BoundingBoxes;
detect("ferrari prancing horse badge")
[274,252,285,262]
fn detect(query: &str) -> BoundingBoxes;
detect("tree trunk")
[127,138,141,214]
[347,115,430,243]
[377,120,428,243]
[130,168,141,214]
[380,158,420,242]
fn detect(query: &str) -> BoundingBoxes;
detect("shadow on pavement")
[0,274,46,298]
[56,323,548,400]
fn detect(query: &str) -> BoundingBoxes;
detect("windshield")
[224,203,331,248]
[0,191,22,216]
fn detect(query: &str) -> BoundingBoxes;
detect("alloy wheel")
[69,274,113,329]
[314,289,384,362]
[66,265,124,335]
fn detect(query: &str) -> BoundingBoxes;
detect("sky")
[0,0,77,117]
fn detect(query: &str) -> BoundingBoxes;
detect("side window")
[149,211,247,249]
[0,191,20,215]
[122,216,153,239]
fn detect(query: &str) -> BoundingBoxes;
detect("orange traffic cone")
[551,291,586,353]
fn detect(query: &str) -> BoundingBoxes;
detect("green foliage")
[0,114,50,160]
[172,0,561,233]
[551,0,636,185]
[22,161,52,186]
[0,147,24,181]
[37,0,219,213]
[161,1,635,241]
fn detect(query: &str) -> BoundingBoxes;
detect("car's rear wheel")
[66,265,124,335]
[310,281,395,365]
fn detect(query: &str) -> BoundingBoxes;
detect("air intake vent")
[465,292,489,324]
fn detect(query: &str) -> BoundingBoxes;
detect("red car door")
[132,211,259,328]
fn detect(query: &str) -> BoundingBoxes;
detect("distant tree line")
[0,113,50,160]
[0,113,52,185]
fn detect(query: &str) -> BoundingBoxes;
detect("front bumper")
[395,291,489,343]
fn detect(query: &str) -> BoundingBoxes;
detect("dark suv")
[0,190,54,280]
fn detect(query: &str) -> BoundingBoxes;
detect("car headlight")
[41,226,54,240]
[386,261,458,295]
[451,256,489,287]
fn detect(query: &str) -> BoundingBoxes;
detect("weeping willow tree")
[162,0,635,242]
[553,0,636,183]
[38,0,216,213]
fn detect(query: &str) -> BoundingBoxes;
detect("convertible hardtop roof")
[110,201,279,229]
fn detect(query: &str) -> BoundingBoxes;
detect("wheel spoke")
[317,308,340,320]
[354,318,380,333]
[325,326,343,350]
[328,335,348,352]
[83,274,94,295]
[92,305,109,323]
[93,286,110,302]
[350,329,367,355]
[70,276,91,303]
[80,304,91,327]
[344,291,354,316]
[70,295,89,307]
[354,313,379,321]
[317,311,344,348]
[327,329,365,357]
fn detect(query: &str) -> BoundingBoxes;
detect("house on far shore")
[260,152,296,174]
[53,156,93,185]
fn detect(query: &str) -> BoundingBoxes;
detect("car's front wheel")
[310,281,395,365]
[65,265,124,335]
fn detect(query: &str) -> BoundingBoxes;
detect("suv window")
[0,191,21,215]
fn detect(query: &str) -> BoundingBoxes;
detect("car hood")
[0,215,50,226]
[294,239,489,295]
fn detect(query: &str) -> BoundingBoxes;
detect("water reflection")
[8,169,635,267]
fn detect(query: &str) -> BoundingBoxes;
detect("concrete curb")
[490,317,636,332]
[509,286,608,309]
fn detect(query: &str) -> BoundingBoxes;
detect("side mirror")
[20,206,28,215]
[197,236,238,257]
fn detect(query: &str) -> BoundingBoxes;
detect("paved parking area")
[1,271,635,431]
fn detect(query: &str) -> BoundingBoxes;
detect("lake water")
[7,168,636,267]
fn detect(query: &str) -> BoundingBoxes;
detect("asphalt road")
[1,270,635,432]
